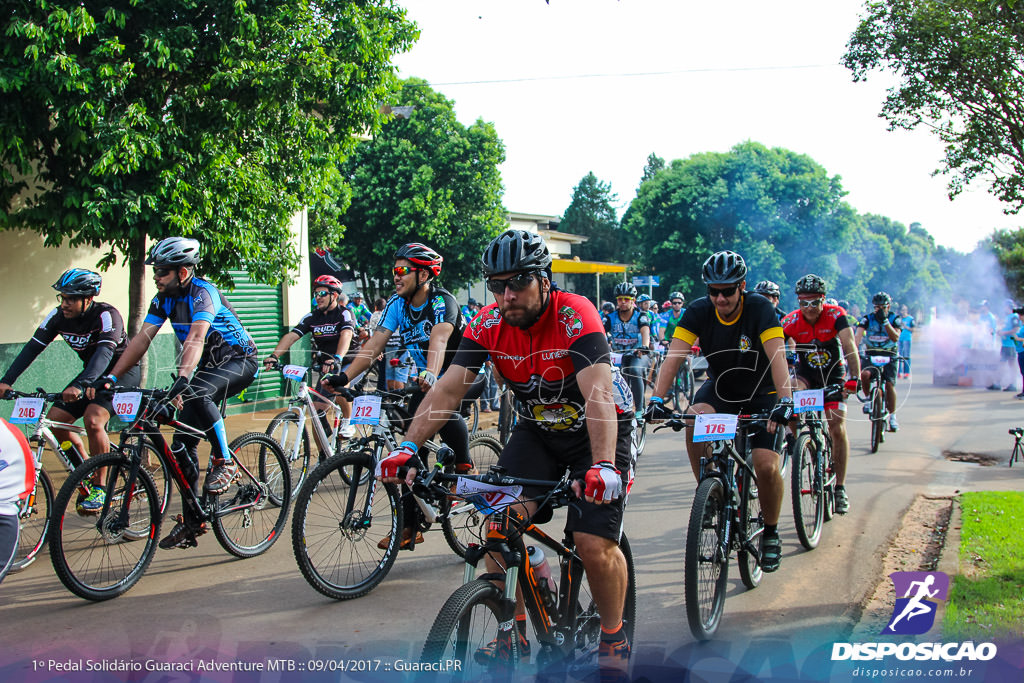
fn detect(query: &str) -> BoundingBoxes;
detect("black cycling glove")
[644,398,674,422]
[91,374,117,394]
[322,371,350,389]
[769,397,794,426]
[874,309,887,324]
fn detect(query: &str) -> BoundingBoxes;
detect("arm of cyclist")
[379,362,480,486]
[319,326,392,391]
[645,336,692,421]
[65,340,116,403]
[264,331,301,369]
[575,362,622,504]
[87,322,161,398]
[412,320,454,390]
[765,335,793,434]
[838,327,862,395]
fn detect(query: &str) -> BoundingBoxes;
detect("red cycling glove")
[584,461,622,502]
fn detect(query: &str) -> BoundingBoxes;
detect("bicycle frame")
[283,374,346,458]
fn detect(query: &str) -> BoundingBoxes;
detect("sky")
[392,0,1022,253]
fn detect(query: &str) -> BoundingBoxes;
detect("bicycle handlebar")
[0,388,63,403]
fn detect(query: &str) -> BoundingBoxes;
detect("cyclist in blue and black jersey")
[322,242,483,549]
[636,294,661,346]
[855,291,902,432]
[605,282,651,415]
[91,237,258,550]
[0,268,142,513]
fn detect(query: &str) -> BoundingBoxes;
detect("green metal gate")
[224,271,284,408]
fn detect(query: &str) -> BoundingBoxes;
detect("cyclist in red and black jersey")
[370,229,635,676]
[781,274,861,514]
[0,269,141,513]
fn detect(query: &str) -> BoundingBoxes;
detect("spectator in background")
[997,299,1020,392]
[348,292,372,325]
[897,304,916,379]
[461,297,480,324]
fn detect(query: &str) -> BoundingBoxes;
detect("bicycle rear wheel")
[266,409,311,496]
[11,467,53,572]
[684,477,729,640]
[210,433,291,558]
[291,446,403,599]
[443,435,503,558]
[791,433,824,549]
[421,579,517,680]
[50,453,160,601]
[737,467,764,589]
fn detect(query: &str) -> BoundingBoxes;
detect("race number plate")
[282,364,307,382]
[870,356,891,366]
[693,413,739,442]
[349,394,382,425]
[112,391,142,421]
[10,397,44,424]
[793,388,825,414]
[455,478,523,514]
[610,352,623,367]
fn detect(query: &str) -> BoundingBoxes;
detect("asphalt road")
[2,332,1021,681]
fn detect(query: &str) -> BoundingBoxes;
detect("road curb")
[937,495,962,636]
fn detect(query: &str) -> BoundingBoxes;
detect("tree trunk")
[127,235,149,382]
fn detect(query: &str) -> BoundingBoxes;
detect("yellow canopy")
[551,258,628,274]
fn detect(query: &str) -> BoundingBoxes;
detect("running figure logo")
[883,571,950,635]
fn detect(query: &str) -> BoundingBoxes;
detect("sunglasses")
[393,265,415,277]
[616,296,634,302]
[799,298,824,308]
[153,267,174,278]
[56,294,84,303]
[671,300,684,305]
[313,290,332,299]
[486,271,537,294]
[707,284,738,299]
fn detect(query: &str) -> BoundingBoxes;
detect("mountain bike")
[2,389,171,572]
[49,386,290,601]
[657,410,780,640]
[859,353,905,453]
[264,355,370,495]
[290,386,502,600]
[419,465,636,680]
[790,383,844,550]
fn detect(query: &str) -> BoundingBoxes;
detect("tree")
[640,153,665,184]
[622,142,858,307]
[1,1,417,330]
[844,0,1024,211]
[559,172,623,299]
[990,227,1024,300]
[328,78,506,298]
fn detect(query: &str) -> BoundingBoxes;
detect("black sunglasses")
[707,284,739,299]
[153,267,174,278]
[313,290,332,299]
[486,271,538,294]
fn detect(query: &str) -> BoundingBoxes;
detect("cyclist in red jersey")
[781,274,861,514]
[372,229,635,677]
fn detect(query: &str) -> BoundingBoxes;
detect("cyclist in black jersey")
[265,274,358,440]
[753,280,785,321]
[0,269,141,512]
[90,237,258,550]
[322,242,483,548]
[646,251,793,573]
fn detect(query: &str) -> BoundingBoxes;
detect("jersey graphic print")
[558,306,584,339]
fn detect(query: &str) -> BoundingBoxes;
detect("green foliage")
[844,0,1024,212]
[326,78,506,298]
[1,0,417,288]
[990,228,1024,299]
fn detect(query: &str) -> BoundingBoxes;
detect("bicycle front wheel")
[118,433,172,519]
[266,410,311,496]
[291,448,403,599]
[442,435,503,558]
[210,433,291,558]
[684,477,729,640]
[421,579,517,680]
[737,467,764,589]
[791,433,824,549]
[632,417,647,456]
[50,453,160,601]
[869,391,884,453]
[11,467,53,572]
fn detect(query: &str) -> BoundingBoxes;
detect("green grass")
[944,491,1024,639]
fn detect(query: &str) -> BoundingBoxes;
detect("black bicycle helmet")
[837,299,851,311]
[145,237,200,267]
[601,301,614,314]
[481,229,552,276]
[53,268,101,297]
[753,280,781,298]
[614,282,637,299]
[872,291,892,307]
[669,291,685,303]
[795,273,827,296]
[701,250,747,285]
[395,242,443,277]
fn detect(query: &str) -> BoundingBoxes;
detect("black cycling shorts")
[691,382,779,451]
[498,416,635,543]
[862,352,897,384]
[53,365,142,420]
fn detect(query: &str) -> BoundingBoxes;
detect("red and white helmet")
[395,243,443,278]
[313,274,343,293]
